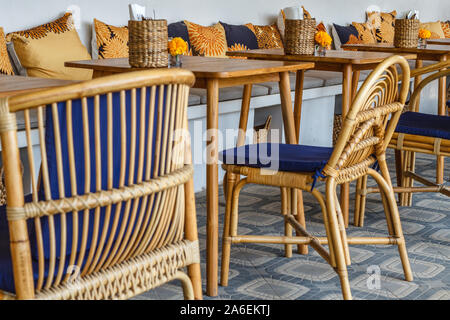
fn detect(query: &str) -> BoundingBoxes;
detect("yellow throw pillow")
[0,27,14,75]
[441,21,450,38]
[420,21,445,39]
[184,21,228,57]
[94,19,128,59]
[352,22,377,44]
[248,24,284,49]
[7,13,92,80]
[367,10,396,43]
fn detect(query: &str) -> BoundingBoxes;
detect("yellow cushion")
[441,21,450,38]
[352,22,377,44]
[420,21,445,39]
[6,13,92,80]
[367,10,397,43]
[184,21,228,57]
[248,23,284,49]
[94,19,128,59]
[0,27,14,75]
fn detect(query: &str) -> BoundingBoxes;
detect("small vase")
[170,54,182,68]
[418,38,427,49]
[316,46,327,57]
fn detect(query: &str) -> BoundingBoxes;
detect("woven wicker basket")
[128,19,169,68]
[284,19,316,55]
[394,19,420,48]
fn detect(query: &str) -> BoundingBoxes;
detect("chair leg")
[368,168,413,282]
[175,271,195,300]
[400,151,415,207]
[281,187,292,258]
[220,177,246,287]
[334,191,351,266]
[394,149,404,202]
[293,189,308,255]
[354,175,368,227]
[325,178,352,300]
[220,173,237,287]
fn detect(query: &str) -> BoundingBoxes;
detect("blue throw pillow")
[168,21,192,52]
[220,22,259,51]
[333,23,360,45]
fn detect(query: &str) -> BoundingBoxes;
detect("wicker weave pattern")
[394,19,419,48]
[34,240,199,300]
[128,19,169,68]
[284,19,316,55]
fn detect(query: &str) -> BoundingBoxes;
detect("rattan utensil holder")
[394,19,420,48]
[284,18,316,55]
[128,19,169,68]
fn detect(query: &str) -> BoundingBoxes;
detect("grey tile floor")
[134,151,450,300]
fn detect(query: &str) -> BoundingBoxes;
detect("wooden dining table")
[0,75,76,98]
[426,38,450,45]
[227,48,417,227]
[65,56,315,297]
[341,43,450,185]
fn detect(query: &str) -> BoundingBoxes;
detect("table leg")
[238,84,253,146]
[206,79,220,297]
[279,71,307,254]
[413,60,423,112]
[223,84,252,207]
[294,70,305,143]
[351,70,360,100]
[437,55,447,185]
[293,70,307,254]
[340,64,353,227]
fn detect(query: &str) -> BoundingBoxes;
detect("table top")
[226,48,417,65]
[65,56,315,79]
[341,43,450,56]
[426,38,450,45]
[0,75,76,97]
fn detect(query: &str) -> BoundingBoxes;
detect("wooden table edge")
[65,60,315,79]
[227,51,418,64]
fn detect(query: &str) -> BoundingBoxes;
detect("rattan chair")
[0,69,202,300]
[219,55,413,300]
[354,61,450,227]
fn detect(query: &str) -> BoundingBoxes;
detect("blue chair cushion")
[396,112,450,140]
[219,143,333,173]
[0,195,37,293]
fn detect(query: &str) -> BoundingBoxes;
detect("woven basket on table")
[128,19,169,68]
[284,18,316,55]
[394,19,420,48]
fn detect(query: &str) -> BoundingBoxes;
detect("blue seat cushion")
[219,143,333,173]
[396,112,450,140]
[0,195,37,293]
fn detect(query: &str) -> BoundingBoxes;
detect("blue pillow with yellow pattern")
[220,22,259,52]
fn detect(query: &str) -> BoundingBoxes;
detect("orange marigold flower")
[419,29,431,39]
[315,31,332,47]
[168,37,188,56]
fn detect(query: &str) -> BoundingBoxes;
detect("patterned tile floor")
[135,151,449,300]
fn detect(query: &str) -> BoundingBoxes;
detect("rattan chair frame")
[354,62,450,227]
[220,55,413,300]
[0,69,202,300]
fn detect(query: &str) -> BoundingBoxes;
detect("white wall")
[1,0,449,52]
